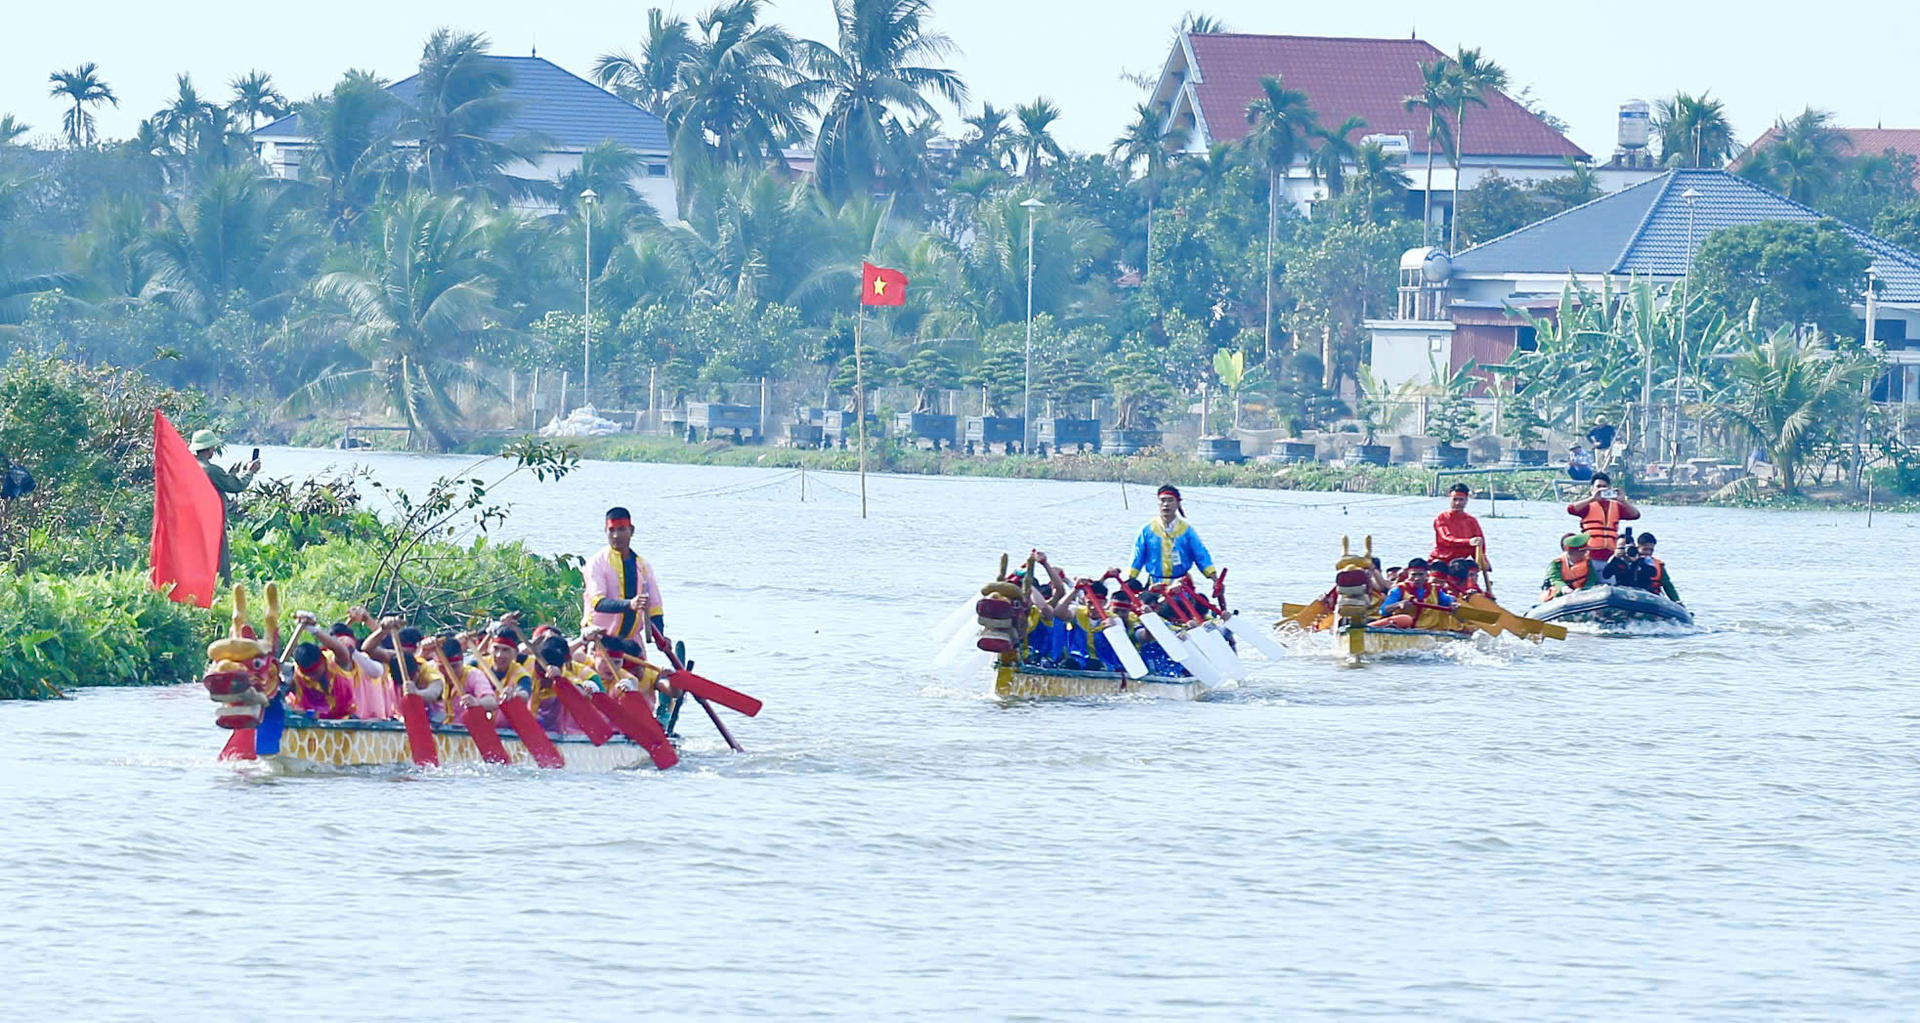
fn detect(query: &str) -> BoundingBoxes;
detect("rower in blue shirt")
[1127,484,1219,584]
[1372,558,1456,630]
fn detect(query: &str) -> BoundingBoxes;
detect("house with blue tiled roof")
[252,55,677,218]
[1367,169,1920,405]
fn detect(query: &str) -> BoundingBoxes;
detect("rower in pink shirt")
[582,506,665,650]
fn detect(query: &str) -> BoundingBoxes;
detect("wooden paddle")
[496,695,565,769]
[647,626,747,752]
[461,706,513,764]
[552,674,616,745]
[391,647,439,767]
[595,690,679,770]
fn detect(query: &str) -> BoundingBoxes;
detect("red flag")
[860,261,907,306]
[150,410,223,608]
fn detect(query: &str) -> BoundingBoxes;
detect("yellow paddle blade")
[1536,621,1569,641]
[1451,604,1499,625]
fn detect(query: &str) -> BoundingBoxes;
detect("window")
[647,163,668,177]
[1516,326,1538,351]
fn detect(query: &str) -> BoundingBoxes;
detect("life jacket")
[1558,555,1591,589]
[1646,557,1664,591]
[1580,501,1624,552]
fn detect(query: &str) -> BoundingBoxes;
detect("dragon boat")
[1277,537,1567,660]
[1526,584,1694,627]
[936,553,1284,701]
[201,584,760,773]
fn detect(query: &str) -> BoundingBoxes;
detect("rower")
[1371,558,1456,630]
[287,611,359,719]
[584,506,665,651]
[1541,533,1599,601]
[477,627,535,708]
[1430,482,1487,567]
[1566,473,1639,559]
[1127,484,1219,586]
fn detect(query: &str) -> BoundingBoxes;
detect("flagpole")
[855,309,867,519]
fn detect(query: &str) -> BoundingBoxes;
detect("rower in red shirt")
[1430,482,1487,567]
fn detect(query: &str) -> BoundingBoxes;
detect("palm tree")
[154,75,215,158]
[400,30,543,200]
[1448,47,1506,252]
[294,192,502,450]
[1010,98,1065,182]
[1110,102,1189,263]
[960,102,1016,172]
[1713,324,1873,496]
[1244,74,1316,359]
[662,0,812,193]
[1744,108,1850,205]
[1652,92,1734,168]
[802,0,967,201]
[228,71,288,132]
[0,115,30,147]
[1350,141,1412,224]
[1402,58,1461,246]
[1307,114,1366,198]
[48,63,117,147]
[594,9,697,116]
[135,167,309,323]
[294,70,401,237]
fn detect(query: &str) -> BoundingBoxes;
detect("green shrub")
[0,571,215,700]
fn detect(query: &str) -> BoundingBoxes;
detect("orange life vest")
[1558,554,1590,589]
[1646,556,1664,590]
[1580,501,1624,552]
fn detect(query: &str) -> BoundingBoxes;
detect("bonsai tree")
[1425,356,1482,447]
[1498,382,1549,450]
[1355,364,1417,445]
[1039,351,1106,419]
[962,348,1025,416]
[898,348,960,413]
[830,354,895,412]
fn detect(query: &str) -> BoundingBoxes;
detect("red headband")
[606,516,633,528]
[490,636,518,650]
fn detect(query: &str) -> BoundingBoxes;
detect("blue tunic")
[1128,516,1215,582]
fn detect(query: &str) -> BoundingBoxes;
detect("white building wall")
[1365,320,1455,390]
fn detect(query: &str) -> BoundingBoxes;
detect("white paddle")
[930,594,977,641]
[1135,604,1224,686]
[1218,611,1287,661]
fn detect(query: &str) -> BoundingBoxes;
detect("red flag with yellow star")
[860,261,907,306]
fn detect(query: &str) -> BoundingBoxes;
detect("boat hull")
[997,665,1208,701]
[255,717,654,773]
[1526,585,1693,626]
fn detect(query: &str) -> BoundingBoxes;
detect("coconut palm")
[1244,74,1316,359]
[1307,114,1366,198]
[664,0,812,189]
[1652,91,1734,168]
[294,70,402,237]
[1110,102,1189,262]
[293,192,503,450]
[1402,58,1461,246]
[135,167,310,323]
[594,9,697,117]
[802,0,967,202]
[399,30,544,200]
[0,115,30,147]
[48,63,117,147]
[1010,98,1065,182]
[1448,47,1506,253]
[1744,108,1851,205]
[1350,141,1412,224]
[228,71,288,132]
[1713,323,1873,496]
[960,103,1016,172]
[154,75,215,158]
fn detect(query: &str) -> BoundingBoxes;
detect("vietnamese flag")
[150,410,223,608]
[860,261,907,306]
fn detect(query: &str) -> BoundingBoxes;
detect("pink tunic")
[582,546,663,641]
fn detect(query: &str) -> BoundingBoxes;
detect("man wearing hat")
[1540,533,1599,602]
[1430,482,1487,567]
[190,430,259,582]
[1127,484,1218,584]
[583,506,665,646]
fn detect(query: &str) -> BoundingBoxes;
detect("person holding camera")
[1565,472,1639,559]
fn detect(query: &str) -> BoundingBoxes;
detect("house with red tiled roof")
[1737,126,1920,188]
[1147,33,1634,231]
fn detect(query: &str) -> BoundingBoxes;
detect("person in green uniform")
[189,429,259,582]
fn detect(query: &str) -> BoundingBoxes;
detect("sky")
[5,0,1919,163]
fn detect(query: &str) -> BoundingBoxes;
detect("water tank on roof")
[1400,246,1451,282]
[1618,100,1651,150]
[1362,133,1411,158]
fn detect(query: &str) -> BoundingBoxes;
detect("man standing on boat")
[1127,484,1218,584]
[1430,482,1486,567]
[1565,473,1639,558]
[583,506,665,647]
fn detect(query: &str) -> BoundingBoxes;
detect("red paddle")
[552,679,616,746]
[461,706,512,764]
[646,626,745,752]
[399,693,440,767]
[594,690,679,770]
[497,697,564,768]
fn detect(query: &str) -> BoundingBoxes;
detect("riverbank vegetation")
[0,357,583,699]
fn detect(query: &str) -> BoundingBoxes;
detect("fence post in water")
[560,371,569,417]
[530,368,541,432]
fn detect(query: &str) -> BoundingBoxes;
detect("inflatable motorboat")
[1526,584,1693,627]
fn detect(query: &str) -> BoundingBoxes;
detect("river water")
[6,446,1918,1020]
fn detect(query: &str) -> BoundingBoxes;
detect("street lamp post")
[1020,196,1045,454]
[1676,186,1700,462]
[581,188,598,411]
